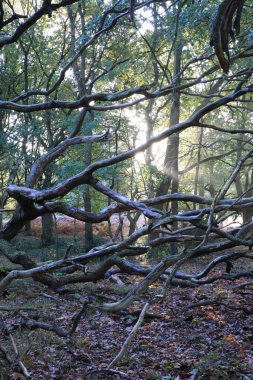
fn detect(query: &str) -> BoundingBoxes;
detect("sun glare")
[124,108,167,167]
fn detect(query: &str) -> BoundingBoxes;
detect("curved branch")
[0,0,79,49]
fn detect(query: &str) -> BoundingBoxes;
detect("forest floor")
[1,229,253,379]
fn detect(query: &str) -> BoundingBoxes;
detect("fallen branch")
[68,297,90,337]
[0,323,32,379]
[185,296,221,309]
[107,302,149,369]
[232,281,253,289]
[185,297,253,315]
[9,332,31,378]
[24,320,67,337]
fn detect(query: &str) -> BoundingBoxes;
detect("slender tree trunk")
[157,39,182,221]
[41,169,55,246]
[41,213,55,245]
[68,2,93,251]
[22,46,34,236]
[242,169,253,224]
[157,40,182,194]
[127,211,140,236]
[83,188,93,250]
[83,123,93,250]
[209,163,215,198]
[193,128,204,210]
[234,103,252,223]
[155,40,182,253]
[145,99,155,199]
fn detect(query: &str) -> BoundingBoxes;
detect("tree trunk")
[41,169,55,246]
[145,99,156,199]
[157,39,182,199]
[193,128,204,210]
[156,39,182,244]
[83,123,93,251]
[68,3,93,251]
[234,103,252,224]
[242,169,253,224]
[83,186,93,250]
[41,213,55,246]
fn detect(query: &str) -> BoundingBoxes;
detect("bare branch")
[107,302,149,369]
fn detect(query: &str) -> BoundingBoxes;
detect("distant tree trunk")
[41,169,55,246]
[157,42,182,195]
[193,128,204,210]
[83,123,93,251]
[22,46,35,237]
[22,129,33,237]
[234,104,253,224]
[0,151,21,233]
[145,99,156,200]
[68,3,94,251]
[155,40,182,253]
[144,5,159,200]
[127,211,140,236]
[83,187,93,250]
[157,38,182,222]
[41,213,55,245]
[242,169,253,224]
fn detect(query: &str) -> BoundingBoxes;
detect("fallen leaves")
[1,256,253,379]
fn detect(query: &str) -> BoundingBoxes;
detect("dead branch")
[232,281,253,289]
[100,256,181,312]
[24,320,68,337]
[107,302,149,369]
[9,332,31,378]
[68,296,90,337]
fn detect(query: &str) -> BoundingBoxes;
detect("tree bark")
[41,213,55,246]
[68,2,94,251]
[41,169,55,246]
[156,37,182,253]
